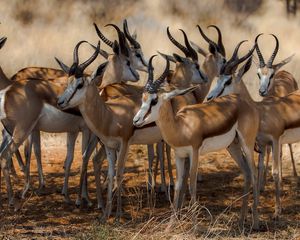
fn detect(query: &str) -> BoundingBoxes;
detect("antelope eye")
[270,73,274,79]
[136,53,141,58]
[222,58,226,64]
[127,60,131,66]
[77,82,84,89]
[224,77,232,86]
[151,97,158,106]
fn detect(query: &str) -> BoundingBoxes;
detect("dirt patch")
[0,135,299,239]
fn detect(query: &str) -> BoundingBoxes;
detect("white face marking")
[131,49,148,72]
[257,67,275,96]
[122,59,140,82]
[191,63,207,84]
[207,75,232,100]
[57,77,87,110]
[133,93,161,127]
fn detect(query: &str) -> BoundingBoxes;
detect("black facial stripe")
[151,97,158,106]
[224,78,232,86]
[67,79,84,102]
[129,66,138,79]
[257,73,261,79]
[198,69,205,80]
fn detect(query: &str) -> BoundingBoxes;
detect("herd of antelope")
[0,19,299,230]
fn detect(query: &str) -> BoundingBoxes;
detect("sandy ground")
[0,133,299,239]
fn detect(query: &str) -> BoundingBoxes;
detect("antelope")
[255,34,298,190]
[0,36,25,174]
[0,40,104,210]
[158,25,226,180]
[206,37,298,219]
[94,21,174,192]
[133,46,260,229]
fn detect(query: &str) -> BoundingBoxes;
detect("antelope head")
[255,34,294,96]
[191,25,226,78]
[94,20,148,73]
[123,19,148,71]
[160,27,208,87]
[207,41,255,101]
[133,55,198,127]
[0,36,7,50]
[93,23,140,88]
[57,41,105,109]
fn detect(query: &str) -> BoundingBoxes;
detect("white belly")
[200,123,237,155]
[129,126,162,145]
[173,123,238,158]
[36,104,84,132]
[0,86,10,120]
[280,127,300,144]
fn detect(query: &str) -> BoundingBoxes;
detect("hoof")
[197,174,203,182]
[97,215,107,224]
[36,186,47,196]
[75,198,81,207]
[14,201,22,212]
[64,196,73,205]
[272,214,280,221]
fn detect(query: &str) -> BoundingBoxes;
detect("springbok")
[93,21,174,192]
[207,37,298,219]
[158,25,228,181]
[191,25,227,85]
[0,41,102,210]
[0,36,25,174]
[133,46,260,229]
[255,34,298,188]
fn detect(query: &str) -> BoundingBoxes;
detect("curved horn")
[145,55,156,91]
[153,58,170,89]
[255,33,265,68]
[224,43,256,74]
[78,41,100,71]
[208,25,225,56]
[93,23,113,48]
[196,25,219,51]
[73,40,88,66]
[0,37,7,49]
[267,34,279,68]
[167,27,190,57]
[227,40,248,64]
[123,19,140,49]
[179,29,198,61]
[105,23,129,57]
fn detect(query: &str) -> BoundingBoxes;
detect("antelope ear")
[112,40,120,55]
[157,51,176,63]
[273,54,295,72]
[88,42,109,59]
[0,37,7,50]
[55,57,70,74]
[173,53,186,63]
[89,61,108,86]
[190,41,208,57]
[163,85,199,100]
[236,56,252,82]
[132,30,137,40]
